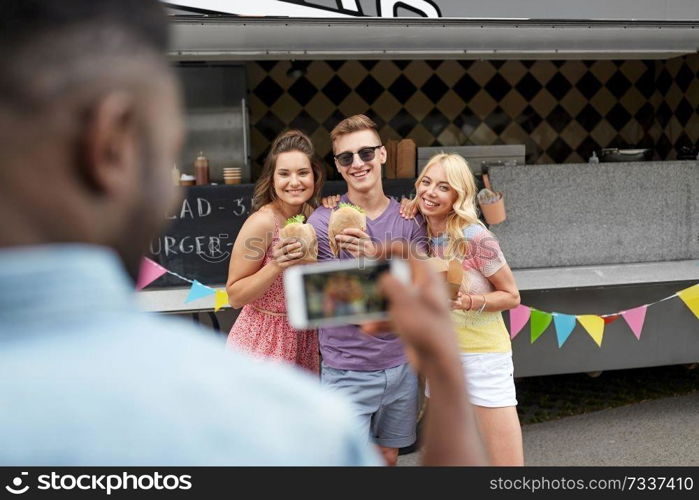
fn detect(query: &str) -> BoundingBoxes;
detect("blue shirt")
[0,245,381,465]
[308,196,427,371]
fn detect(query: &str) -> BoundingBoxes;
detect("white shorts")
[426,352,517,408]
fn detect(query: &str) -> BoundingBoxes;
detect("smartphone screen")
[302,261,389,323]
[285,258,410,329]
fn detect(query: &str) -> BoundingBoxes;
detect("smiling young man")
[307,115,428,465]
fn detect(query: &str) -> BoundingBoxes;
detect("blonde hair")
[409,153,483,259]
[252,129,324,218]
[330,114,381,150]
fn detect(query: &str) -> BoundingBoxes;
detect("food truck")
[137,0,699,376]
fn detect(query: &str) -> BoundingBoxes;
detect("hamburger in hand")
[328,202,367,256]
[280,214,318,262]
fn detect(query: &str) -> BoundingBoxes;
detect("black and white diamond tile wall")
[247,55,699,180]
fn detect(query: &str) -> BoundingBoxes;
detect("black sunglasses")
[333,145,382,167]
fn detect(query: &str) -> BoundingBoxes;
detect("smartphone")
[284,258,411,329]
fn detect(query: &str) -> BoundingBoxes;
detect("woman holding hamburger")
[226,130,323,373]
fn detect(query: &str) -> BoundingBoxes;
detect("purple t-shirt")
[307,195,427,371]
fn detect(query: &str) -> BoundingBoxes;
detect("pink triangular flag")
[136,257,168,290]
[621,305,648,340]
[509,304,531,339]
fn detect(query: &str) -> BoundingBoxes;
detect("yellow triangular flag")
[577,315,604,347]
[214,290,229,312]
[677,284,699,320]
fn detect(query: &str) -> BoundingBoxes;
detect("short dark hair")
[0,0,169,114]
[0,0,168,51]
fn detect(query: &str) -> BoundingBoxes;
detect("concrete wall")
[488,161,699,268]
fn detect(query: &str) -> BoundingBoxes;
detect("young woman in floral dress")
[226,130,324,374]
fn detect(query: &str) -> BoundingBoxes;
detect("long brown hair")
[252,129,324,217]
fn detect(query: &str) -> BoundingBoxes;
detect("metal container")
[599,148,652,162]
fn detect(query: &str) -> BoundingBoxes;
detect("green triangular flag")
[530,309,553,343]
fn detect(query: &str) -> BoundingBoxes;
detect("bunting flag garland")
[577,315,605,347]
[509,304,531,339]
[530,309,553,343]
[135,258,167,290]
[501,282,698,348]
[185,280,217,303]
[621,305,648,340]
[136,257,699,342]
[677,284,699,320]
[214,290,229,312]
[552,313,576,348]
[136,257,228,310]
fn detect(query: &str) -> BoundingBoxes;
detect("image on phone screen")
[302,261,389,322]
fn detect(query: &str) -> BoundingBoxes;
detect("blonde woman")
[400,153,523,465]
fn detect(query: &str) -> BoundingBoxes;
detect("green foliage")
[337,202,364,213]
[284,214,306,226]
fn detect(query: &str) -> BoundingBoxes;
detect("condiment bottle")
[171,163,181,186]
[194,151,209,185]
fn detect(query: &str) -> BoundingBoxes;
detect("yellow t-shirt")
[432,224,511,353]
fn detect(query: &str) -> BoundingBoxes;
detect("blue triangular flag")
[185,280,215,303]
[553,313,576,348]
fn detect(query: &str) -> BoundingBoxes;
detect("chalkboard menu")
[145,178,417,288]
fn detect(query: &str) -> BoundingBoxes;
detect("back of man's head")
[0,0,169,116]
[0,0,182,279]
